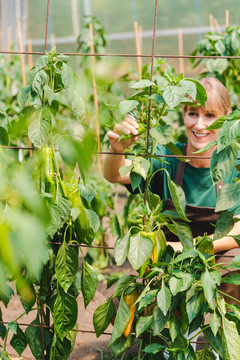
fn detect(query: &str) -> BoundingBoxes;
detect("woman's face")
[183,106,222,152]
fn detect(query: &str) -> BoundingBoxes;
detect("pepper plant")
[0,49,102,360]
[190,25,240,108]
[93,72,240,359]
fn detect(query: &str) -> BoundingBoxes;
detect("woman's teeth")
[194,132,208,138]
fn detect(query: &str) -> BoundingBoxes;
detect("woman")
[104,78,240,304]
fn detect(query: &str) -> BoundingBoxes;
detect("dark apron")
[164,144,240,304]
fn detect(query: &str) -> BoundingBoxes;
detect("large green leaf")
[217,119,240,152]
[221,273,240,285]
[31,69,48,95]
[62,63,73,89]
[113,275,137,298]
[35,55,48,71]
[172,221,193,247]
[163,86,186,108]
[119,100,139,114]
[143,343,165,354]
[55,241,79,293]
[128,232,153,270]
[25,319,51,360]
[49,334,72,360]
[150,125,173,145]
[110,296,132,345]
[157,280,172,316]
[215,182,240,212]
[135,316,153,338]
[132,156,150,180]
[71,90,85,119]
[210,145,238,184]
[184,79,207,106]
[152,305,169,335]
[17,86,31,110]
[28,108,51,148]
[81,260,98,308]
[213,210,235,240]
[129,79,156,89]
[114,232,130,266]
[53,290,78,340]
[93,298,116,337]
[169,276,183,296]
[168,315,181,342]
[166,174,189,222]
[186,292,202,323]
[110,335,132,359]
[201,270,217,310]
[210,312,221,337]
[0,127,8,146]
[10,325,27,356]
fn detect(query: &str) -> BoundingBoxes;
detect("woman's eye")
[189,112,197,116]
[206,113,215,118]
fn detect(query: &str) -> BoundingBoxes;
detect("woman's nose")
[195,116,206,129]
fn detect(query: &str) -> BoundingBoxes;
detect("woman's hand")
[107,115,139,153]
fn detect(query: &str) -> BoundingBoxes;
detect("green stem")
[138,338,143,360]
[218,289,240,305]
[188,324,210,342]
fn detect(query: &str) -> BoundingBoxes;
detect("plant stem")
[218,289,240,305]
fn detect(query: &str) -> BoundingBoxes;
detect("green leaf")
[210,145,238,184]
[196,347,217,360]
[81,260,98,308]
[31,69,48,95]
[228,254,240,270]
[128,232,153,270]
[93,298,116,337]
[130,172,142,191]
[114,233,130,266]
[35,55,48,71]
[17,86,31,110]
[25,319,51,360]
[138,289,158,311]
[143,343,165,354]
[213,210,235,240]
[172,221,193,247]
[210,312,221,337]
[110,296,132,345]
[28,108,51,148]
[0,127,9,146]
[71,90,85,119]
[186,292,202,323]
[173,248,197,263]
[49,334,72,360]
[152,305,169,335]
[10,325,27,356]
[78,183,95,204]
[166,142,187,162]
[55,191,71,229]
[119,164,133,177]
[215,182,240,212]
[113,275,137,298]
[163,86,186,108]
[129,79,156,89]
[62,63,73,89]
[222,273,240,285]
[201,270,217,310]
[8,322,17,334]
[203,327,223,358]
[217,119,240,152]
[179,79,197,100]
[205,58,228,74]
[157,280,172,316]
[166,173,189,222]
[169,276,183,296]
[150,125,173,145]
[47,203,62,238]
[184,78,207,107]
[132,156,150,180]
[119,100,139,114]
[53,290,78,341]
[135,316,153,338]
[206,116,227,130]
[110,335,132,359]
[222,312,240,359]
[168,315,181,342]
[55,241,79,293]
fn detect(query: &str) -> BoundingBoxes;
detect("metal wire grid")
[1,0,238,354]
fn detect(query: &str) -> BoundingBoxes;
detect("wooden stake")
[51,33,56,49]
[214,18,222,34]
[134,21,142,80]
[27,38,33,69]
[209,14,214,33]
[17,20,33,157]
[178,28,184,76]
[225,9,229,29]
[139,25,143,71]
[89,23,102,180]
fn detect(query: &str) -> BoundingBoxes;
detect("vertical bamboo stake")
[209,14,214,33]
[51,33,56,49]
[178,28,184,76]
[89,23,102,180]
[214,18,222,34]
[134,21,142,80]
[225,9,229,29]
[27,38,33,69]
[17,20,33,156]
[139,25,143,70]
[7,27,12,62]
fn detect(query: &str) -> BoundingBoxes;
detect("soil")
[1,186,133,360]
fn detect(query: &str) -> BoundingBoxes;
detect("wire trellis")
[1,0,239,357]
